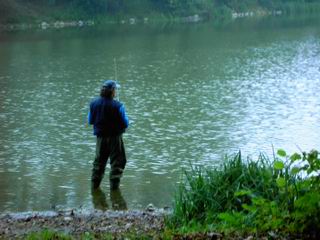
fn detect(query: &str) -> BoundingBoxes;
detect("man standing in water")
[88,80,129,190]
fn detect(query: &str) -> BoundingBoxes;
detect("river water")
[0,16,320,212]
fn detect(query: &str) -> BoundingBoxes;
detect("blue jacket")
[88,97,129,137]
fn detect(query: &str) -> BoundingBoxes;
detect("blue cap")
[102,80,120,90]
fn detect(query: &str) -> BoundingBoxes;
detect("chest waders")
[91,135,126,190]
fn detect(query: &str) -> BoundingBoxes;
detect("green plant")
[26,230,159,240]
[26,230,73,240]
[221,149,320,235]
[169,149,320,237]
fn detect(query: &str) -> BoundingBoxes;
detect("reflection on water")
[92,188,108,211]
[0,16,320,212]
[91,188,127,211]
[111,189,127,210]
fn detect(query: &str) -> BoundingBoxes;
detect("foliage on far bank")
[2,0,320,24]
[168,149,320,238]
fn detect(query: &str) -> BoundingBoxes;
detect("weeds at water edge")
[168,149,320,238]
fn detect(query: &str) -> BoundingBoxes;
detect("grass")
[167,149,320,238]
[169,152,275,225]
[26,230,73,240]
[26,230,159,240]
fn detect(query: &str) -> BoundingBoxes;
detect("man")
[88,80,129,190]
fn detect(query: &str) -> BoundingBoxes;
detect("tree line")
[17,0,320,15]
[1,0,320,23]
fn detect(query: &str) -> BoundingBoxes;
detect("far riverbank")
[1,1,320,32]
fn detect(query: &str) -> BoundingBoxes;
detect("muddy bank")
[0,209,168,239]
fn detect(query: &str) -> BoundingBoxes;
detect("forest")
[1,0,320,24]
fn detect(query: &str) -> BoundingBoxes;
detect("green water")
[0,16,320,212]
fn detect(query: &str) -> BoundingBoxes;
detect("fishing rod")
[114,57,120,101]
[114,58,118,82]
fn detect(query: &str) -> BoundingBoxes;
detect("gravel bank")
[0,209,167,239]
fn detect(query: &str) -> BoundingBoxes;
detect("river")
[0,16,320,212]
